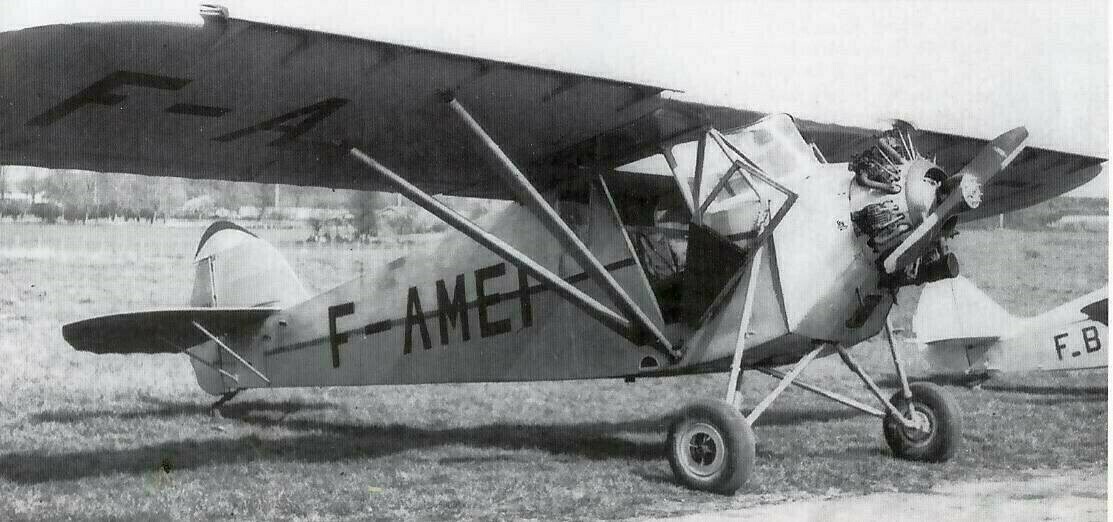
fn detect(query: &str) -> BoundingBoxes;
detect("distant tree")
[209,180,254,214]
[346,191,386,239]
[43,172,74,203]
[180,195,217,219]
[30,202,62,223]
[43,171,92,223]
[0,199,27,221]
[20,172,43,204]
[94,172,123,220]
[256,183,276,219]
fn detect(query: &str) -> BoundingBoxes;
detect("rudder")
[191,221,308,308]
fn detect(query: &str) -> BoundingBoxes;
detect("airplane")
[0,4,1105,494]
[909,276,1107,384]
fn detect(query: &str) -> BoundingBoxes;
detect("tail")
[913,276,1016,344]
[191,221,308,308]
[187,222,307,395]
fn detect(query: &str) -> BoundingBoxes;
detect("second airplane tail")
[913,276,1016,345]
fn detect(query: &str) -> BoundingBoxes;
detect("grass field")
[0,222,1106,520]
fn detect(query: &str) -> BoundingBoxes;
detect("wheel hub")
[690,433,718,465]
[679,422,726,478]
[900,405,934,442]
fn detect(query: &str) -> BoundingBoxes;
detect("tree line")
[0,168,355,224]
[0,167,500,239]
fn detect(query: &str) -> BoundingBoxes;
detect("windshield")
[721,114,815,177]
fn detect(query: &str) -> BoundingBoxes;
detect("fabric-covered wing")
[0,15,742,198]
[797,121,1105,221]
[62,307,278,354]
[0,13,1101,211]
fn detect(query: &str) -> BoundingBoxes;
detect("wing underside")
[0,17,725,198]
[0,15,1102,212]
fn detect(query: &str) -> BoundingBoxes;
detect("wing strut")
[445,98,674,357]
[347,147,680,361]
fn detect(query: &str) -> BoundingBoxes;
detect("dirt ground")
[648,467,1107,521]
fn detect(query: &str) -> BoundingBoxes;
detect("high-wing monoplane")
[1,5,1105,493]
[910,276,1108,383]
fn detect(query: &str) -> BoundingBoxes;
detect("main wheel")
[883,382,961,462]
[667,399,755,494]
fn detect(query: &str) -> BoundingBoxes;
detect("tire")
[883,382,962,462]
[667,399,755,494]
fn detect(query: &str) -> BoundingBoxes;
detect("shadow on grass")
[29,397,341,424]
[979,383,1107,397]
[876,374,989,389]
[0,415,669,484]
[750,408,868,427]
[33,394,868,430]
[759,446,887,462]
[875,374,1108,397]
[10,397,876,485]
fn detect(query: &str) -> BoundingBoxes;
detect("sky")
[1,0,1107,196]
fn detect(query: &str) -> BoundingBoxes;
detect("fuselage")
[916,289,1108,376]
[186,163,903,393]
[185,117,951,394]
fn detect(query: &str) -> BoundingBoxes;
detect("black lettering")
[404,286,431,353]
[328,302,355,368]
[436,274,471,345]
[28,70,191,126]
[1053,333,1069,361]
[517,267,533,328]
[1083,326,1101,353]
[213,97,349,146]
[475,263,511,338]
[363,320,391,335]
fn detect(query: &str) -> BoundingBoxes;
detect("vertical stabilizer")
[913,276,1015,343]
[191,221,308,309]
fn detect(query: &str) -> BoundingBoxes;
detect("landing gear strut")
[666,261,961,494]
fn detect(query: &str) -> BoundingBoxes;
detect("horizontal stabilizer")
[63,308,278,354]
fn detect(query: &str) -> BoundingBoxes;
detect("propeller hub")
[903,159,946,222]
[956,175,983,210]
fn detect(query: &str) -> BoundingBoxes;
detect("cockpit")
[620,114,818,325]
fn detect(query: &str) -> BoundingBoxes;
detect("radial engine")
[848,128,966,288]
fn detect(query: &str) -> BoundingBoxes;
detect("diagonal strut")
[445,97,674,355]
[347,147,679,361]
